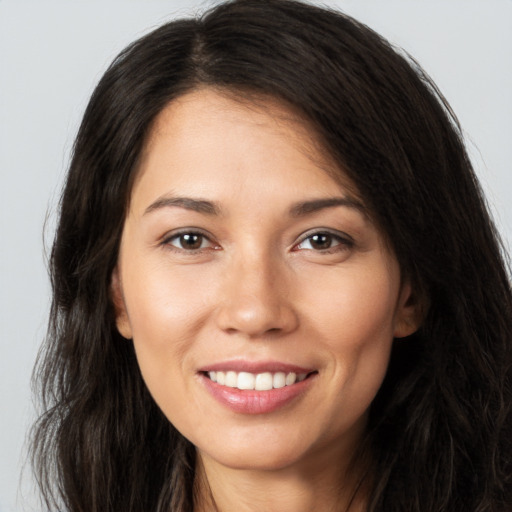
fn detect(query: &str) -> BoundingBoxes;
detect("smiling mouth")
[202,370,317,391]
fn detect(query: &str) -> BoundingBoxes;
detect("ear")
[393,282,424,339]
[110,267,133,339]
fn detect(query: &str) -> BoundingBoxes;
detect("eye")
[164,231,217,251]
[294,231,352,252]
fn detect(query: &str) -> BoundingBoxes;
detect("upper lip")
[198,360,315,374]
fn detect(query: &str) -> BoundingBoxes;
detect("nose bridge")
[216,244,297,337]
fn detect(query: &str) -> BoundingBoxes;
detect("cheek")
[125,260,212,339]
[301,264,399,410]
[304,263,399,347]
[121,261,214,405]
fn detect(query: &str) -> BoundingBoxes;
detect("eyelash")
[293,229,354,254]
[161,228,354,255]
[162,229,219,253]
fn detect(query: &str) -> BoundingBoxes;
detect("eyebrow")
[144,196,221,216]
[143,195,366,218]
[289,197,367,217]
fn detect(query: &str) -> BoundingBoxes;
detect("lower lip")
[199,373,316,414]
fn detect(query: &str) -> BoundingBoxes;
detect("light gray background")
[1,1,511,510]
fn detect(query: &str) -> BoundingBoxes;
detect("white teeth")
[225,371,238,388]
[273,372,286,388]
[285,372,296,386]
[206,370,309,390]
[255,372,273,391]
[237,372,255,390]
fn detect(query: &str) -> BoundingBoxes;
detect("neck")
[193,442,370,512]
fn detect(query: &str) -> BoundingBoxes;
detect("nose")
[215,252,299,338]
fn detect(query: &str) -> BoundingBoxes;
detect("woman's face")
[113,89,418,473]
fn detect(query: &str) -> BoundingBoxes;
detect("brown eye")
[297,232,342,251]
[179,233,203,249]
[294,230,354,253]
[308,233,334,250]
[167,232,210,251]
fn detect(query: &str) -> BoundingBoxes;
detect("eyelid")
[159,227,354,253]
[293,228,354,251]
[161,228,219,251]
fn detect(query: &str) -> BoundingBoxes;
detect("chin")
[201,444,307,472]
[193,422,332,473]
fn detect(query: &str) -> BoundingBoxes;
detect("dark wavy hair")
[32,1,512,510]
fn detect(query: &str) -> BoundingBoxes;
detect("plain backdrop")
[1,1,511,510]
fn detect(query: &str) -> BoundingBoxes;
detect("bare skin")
[194,427,369,512]
[112,89,420,512]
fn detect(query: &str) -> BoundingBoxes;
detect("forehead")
[146,88,322,155]
[129,88,363,216]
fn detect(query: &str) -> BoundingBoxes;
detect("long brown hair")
[32,1,512,510]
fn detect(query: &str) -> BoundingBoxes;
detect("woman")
[31,0,512,511]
